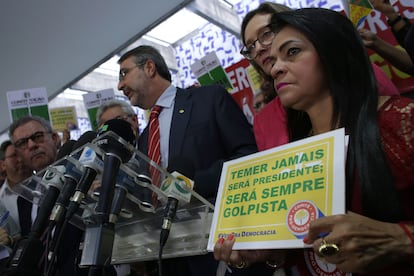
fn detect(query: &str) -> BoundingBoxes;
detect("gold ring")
[318,239,339,256]
[235,260,247,269]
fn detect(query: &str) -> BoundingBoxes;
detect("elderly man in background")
[96,99,139,139]
[9,115,131,276]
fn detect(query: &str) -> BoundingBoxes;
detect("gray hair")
[9,116,53,142]
[96,99,136,126]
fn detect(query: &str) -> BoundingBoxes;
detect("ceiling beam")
[186,0,241,37]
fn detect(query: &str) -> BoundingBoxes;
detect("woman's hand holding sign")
[303,212,413,273]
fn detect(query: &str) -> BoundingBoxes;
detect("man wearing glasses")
[8,116,92,276]
[9,116,60,173]
[117,45,266,276]
[8,117,61,238]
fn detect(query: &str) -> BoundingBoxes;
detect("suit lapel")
[169,88,192,161]
[138,126,149,154]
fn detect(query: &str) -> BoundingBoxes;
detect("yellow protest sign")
[208,128,346,250]
[49,106,78,131]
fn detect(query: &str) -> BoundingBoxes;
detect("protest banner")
[7,87,50,122]
[82,88,115,131]
[49,106,78,131]
[208,128,346,251]
[190,51,233,91]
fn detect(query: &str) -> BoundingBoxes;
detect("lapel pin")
[179,109,185,114]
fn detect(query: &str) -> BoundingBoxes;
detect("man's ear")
[52,131,61,149]
[145,59,157,78]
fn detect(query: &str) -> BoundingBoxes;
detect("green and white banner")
[191,51,234,92]
[7,87,50,122]
[82,88,115,131]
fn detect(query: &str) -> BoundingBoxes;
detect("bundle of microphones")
[4,118,195,276]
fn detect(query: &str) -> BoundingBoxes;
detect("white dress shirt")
[0,179,21,232]
[154,84,176,169]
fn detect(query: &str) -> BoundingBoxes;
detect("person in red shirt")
[241,2,400,152]
[215,8,414,275]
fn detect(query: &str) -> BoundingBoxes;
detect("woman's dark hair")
[240,2,291,82]
[269,8,401,221]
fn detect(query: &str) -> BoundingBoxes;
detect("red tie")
[148,105,162,203]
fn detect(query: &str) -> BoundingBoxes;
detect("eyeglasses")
[14,131,50,150]
[119,65,138,81]
[240,25,275,60]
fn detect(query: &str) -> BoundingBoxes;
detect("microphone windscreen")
[97,119,135,162]
[73,131,98,150]
[98,119,135,146]
[56,140,76,160]
[167,156,195,179]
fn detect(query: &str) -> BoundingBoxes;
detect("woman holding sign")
[214,8,414,275]
[243,2,400,153]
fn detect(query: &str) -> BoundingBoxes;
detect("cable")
[45,218,69,275]
[158,241,164,276]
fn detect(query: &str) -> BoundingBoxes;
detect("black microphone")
[80,119,135,267]
[30,166,66,239]
[50,131,97,224]
[108,184,128,224]
[160,157,195,247]
[94,119,135,219]
[74,131,99,150]
[108,159,154,224]
[56,139,76,160]
[6,165,65,274]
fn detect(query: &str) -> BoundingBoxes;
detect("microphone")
[56,139,76,160]
[108,160,154,224]
[108,184,128,224]
[65,145,103,222]
[80,119,135,267]
[6,165,65,274]
[104,154,156,224]
[159,157,194,247]
[44,131,100,276]
[30,165,66,239]
[73,131,98,149]
[50,131,97,224]
[94,119,136,218]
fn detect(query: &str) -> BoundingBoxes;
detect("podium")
[12,131,215,267]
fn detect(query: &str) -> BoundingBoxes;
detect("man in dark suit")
[117,45,273,275]
[8,116,89,276]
